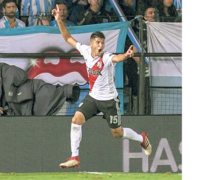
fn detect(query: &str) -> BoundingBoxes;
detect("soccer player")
[52,4,152,169]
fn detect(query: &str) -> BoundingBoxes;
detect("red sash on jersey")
[88,57,104,92]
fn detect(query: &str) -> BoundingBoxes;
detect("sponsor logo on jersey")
[88,68,102,76]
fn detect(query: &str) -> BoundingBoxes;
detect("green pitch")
[0,172,181,180]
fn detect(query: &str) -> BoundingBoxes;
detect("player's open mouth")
[98,49,102,53]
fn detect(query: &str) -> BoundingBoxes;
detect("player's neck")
[91,52,96,58]
[91,52,102,58]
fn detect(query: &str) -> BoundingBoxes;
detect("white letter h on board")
[123,139,148,172]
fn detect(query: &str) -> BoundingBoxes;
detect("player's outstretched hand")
[125,45,134,58]
[52,4,61,21]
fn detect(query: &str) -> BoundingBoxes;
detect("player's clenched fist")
[52,4,61,21]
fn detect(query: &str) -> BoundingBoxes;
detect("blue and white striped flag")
[21,0,55,26]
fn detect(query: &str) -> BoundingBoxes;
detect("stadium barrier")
[0,115,181,173]
[0,15,182,115]
[0,52,182,116]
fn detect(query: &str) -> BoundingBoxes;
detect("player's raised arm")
[112,45,134,63]
[52,5,77,49]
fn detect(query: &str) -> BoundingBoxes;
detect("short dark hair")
[144,6,156,16]
[56,2,68,8]
[3,0,17,8]
[90,31,105,40]
[55,0,70,8]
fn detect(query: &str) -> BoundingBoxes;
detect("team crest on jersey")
[97,61,102,68]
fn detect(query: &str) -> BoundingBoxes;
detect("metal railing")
[0,17,182,116]
[0,52,182,58]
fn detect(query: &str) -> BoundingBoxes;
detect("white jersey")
[0,16,25,28]
[76,42,118,101]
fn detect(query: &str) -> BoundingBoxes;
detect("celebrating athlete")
[52,4,152,169]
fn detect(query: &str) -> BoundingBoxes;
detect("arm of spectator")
[132,45,140,64]
[52,5,77,49]
[0,107,3,114]
[112,45,134,63]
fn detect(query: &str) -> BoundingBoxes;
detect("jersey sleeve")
[103,51,116,67]
[76,42,90,60]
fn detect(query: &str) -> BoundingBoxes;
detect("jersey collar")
[91,52,104,61]
[4,16,18,28]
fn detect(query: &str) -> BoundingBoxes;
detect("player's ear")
[89,38,93,47]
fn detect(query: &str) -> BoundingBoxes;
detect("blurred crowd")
[0,0,182,28]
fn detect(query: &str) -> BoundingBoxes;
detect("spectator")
[37,15,51,26]
[68,0,89,24]
[20,0,55,26]
[119,0,136,20]
[136,0,154,15]
[132,5,158,114]
[143,5,157,22]
[157,0,178,22]
[0,0,20,19]
[50,2,76,27]
[77,0,116,25]
[118,0,138,97]
[133,5,158,63]
[0,0,25,28]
